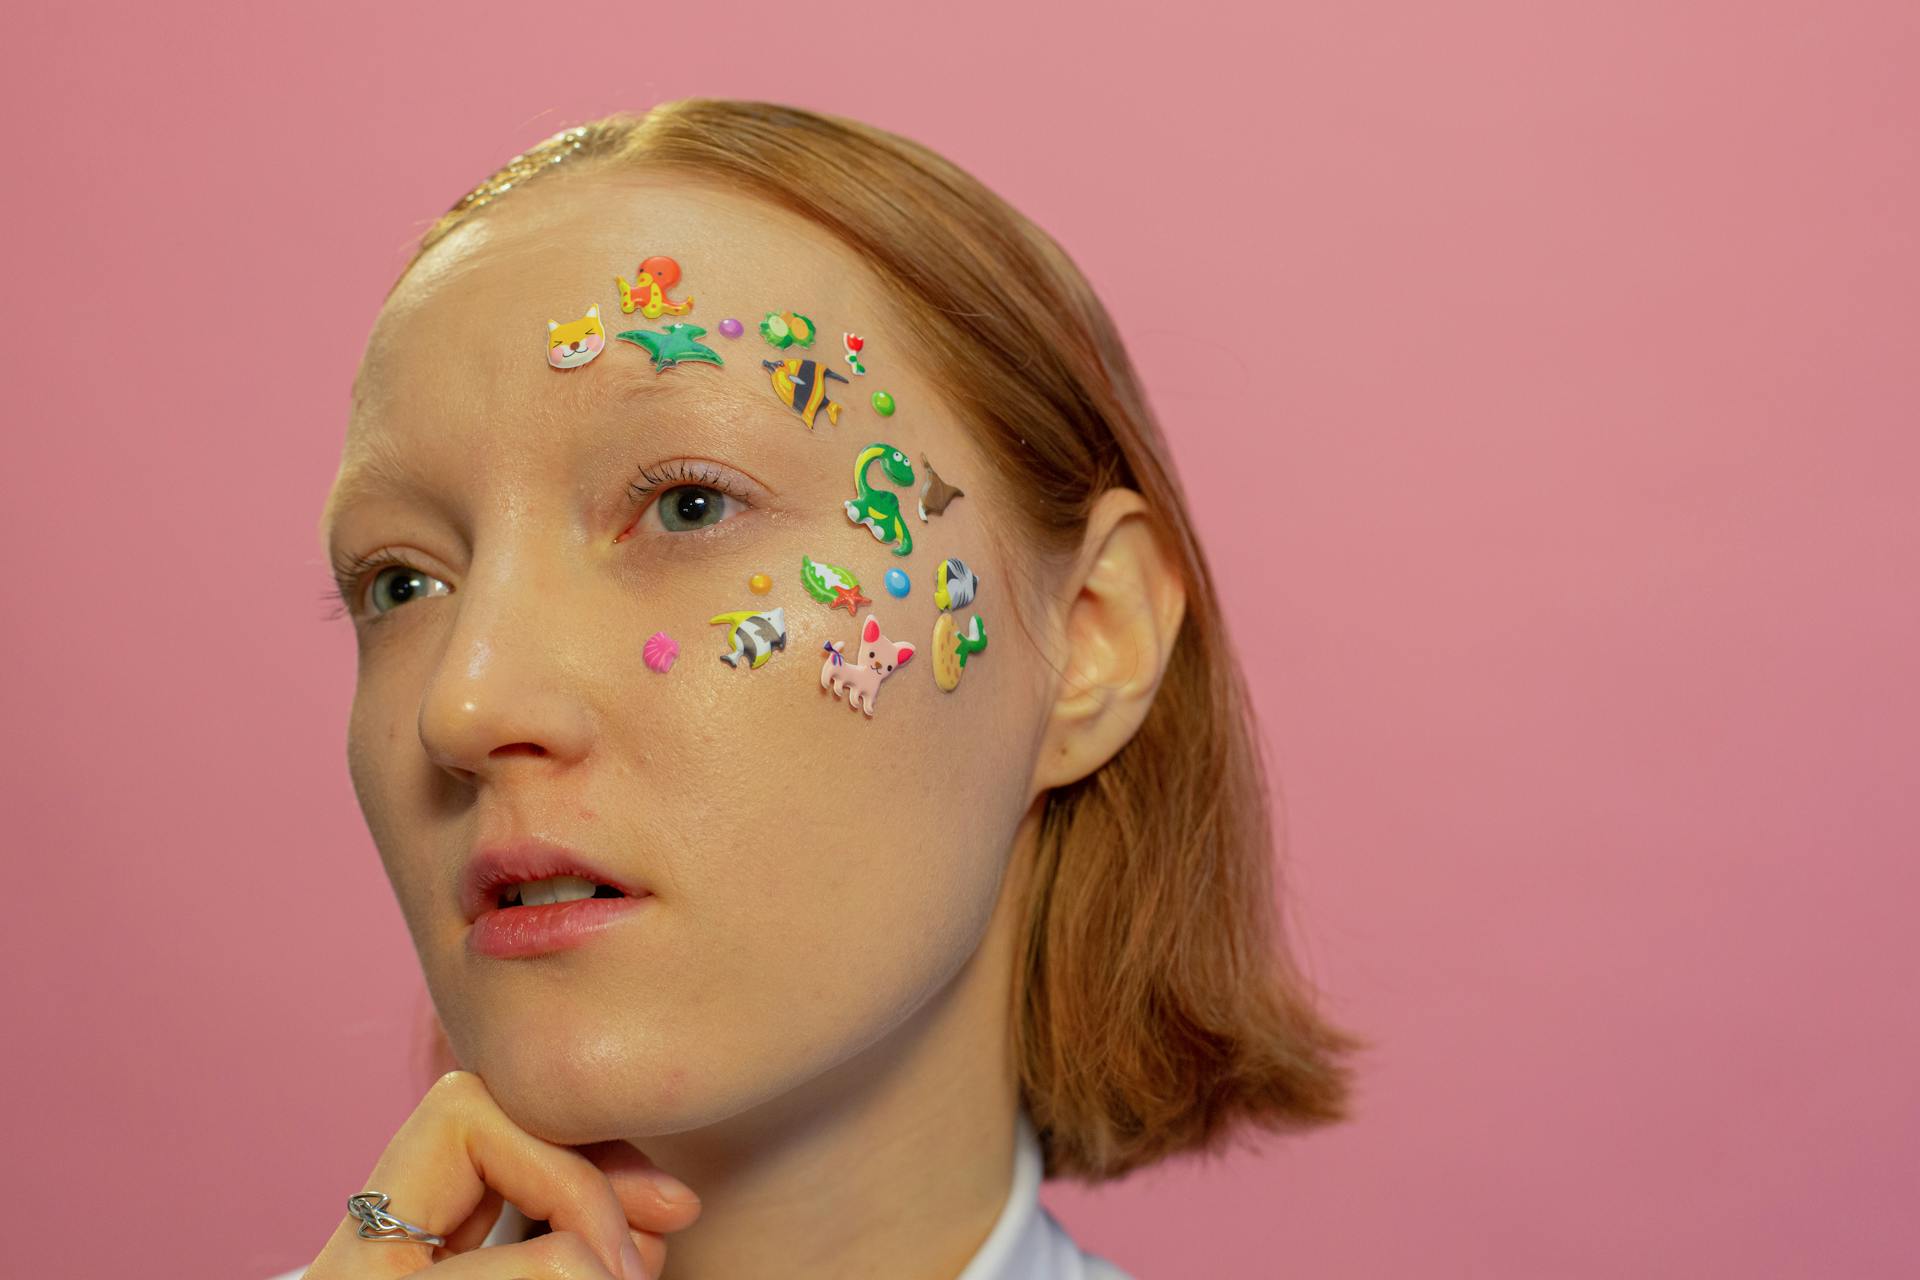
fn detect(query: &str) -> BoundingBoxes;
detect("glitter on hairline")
[447,126,593,217]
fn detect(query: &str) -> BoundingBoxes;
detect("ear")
[894,643,915,667]
[862,616,880,643]
[1031,488,1187,793]
[548,320,559,332]
[586,305,599,318]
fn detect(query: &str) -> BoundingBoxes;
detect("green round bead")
[872,390,896,416]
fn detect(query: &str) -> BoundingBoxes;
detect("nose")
[416,554,596,784]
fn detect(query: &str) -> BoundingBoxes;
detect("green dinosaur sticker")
[844,443,915,557]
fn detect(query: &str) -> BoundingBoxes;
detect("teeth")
[503,875,601,908]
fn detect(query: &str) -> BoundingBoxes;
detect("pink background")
[3,4,1915,1277]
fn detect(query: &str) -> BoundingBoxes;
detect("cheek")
[703,690,1026,980]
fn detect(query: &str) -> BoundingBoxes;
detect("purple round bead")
[718,318,744,339]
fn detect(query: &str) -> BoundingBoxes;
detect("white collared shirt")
[265,1107,1132,1279]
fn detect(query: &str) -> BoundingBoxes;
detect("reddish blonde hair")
[404,99,1366,1182]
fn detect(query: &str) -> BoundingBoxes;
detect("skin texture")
[319,170,1185,1280]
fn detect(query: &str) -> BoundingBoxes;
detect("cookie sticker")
[931,613,988,693]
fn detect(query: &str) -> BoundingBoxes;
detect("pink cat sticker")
[820,613,915,717]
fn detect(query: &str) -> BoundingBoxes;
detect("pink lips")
[468,894,651,958]
[460,837,650,925]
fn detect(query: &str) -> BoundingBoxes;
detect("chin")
[456,1022,785,1145]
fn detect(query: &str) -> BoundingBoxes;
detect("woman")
[282,99,1363,1280]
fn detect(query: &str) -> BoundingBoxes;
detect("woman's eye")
[367,564,451,615]
[655,484,736,532]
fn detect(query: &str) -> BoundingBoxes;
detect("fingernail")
[621,1232,649,1280]
[651,1172,700,1204]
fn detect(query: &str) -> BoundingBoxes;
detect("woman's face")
[323,172,1053,1142]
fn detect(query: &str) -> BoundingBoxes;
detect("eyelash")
[625,459,747,510]
[321,548,407,623]
[321,460,755,623]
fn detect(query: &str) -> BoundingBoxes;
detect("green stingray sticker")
[615,323,723,371]
[844,443,915,557]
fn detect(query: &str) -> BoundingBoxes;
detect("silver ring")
[347,1191,447,1247]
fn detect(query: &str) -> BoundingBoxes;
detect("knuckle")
[529,1227,617,1276]
[430,1067,478,1094]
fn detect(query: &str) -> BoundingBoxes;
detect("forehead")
[357,170,879,406]
[329,171,902,536]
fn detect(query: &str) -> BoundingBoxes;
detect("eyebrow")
[318,360,763,554]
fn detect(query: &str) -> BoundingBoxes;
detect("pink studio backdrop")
[3,4,1914,1277]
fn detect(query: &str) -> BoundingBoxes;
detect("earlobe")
[1033,489,1188,793]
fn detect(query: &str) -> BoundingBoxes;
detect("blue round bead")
[884,568,910,598]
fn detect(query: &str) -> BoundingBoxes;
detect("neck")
[619,815,1039,1280]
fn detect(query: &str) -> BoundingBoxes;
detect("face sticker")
[710,607,787,669]
[718,318,745,339]
[762,357,850,428]
[616,323,724,371]
[917,456,965,520]
[616,256,694,318]
[933,558,978,611]
[884,568,909,598]
[800,555,871,614]
[749,572,773,595]
[820,613,915,717]
[547,305,607,370]
[845,444,916,557]
[643,631,680,674]
[759,311,817,349]
[871,391,896,417]
[931,613,988,693]
[843,332,868,375]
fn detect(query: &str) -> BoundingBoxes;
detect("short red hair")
[407,99,1366,1182]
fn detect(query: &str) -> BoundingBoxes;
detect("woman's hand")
[298,1069,701,1279]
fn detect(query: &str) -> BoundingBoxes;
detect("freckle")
[580,807,597,821]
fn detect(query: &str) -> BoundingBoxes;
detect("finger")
[575,1139,704,1233]
[337,1070,644,1279]
[411,1228,633,1279]
[573,1141,702,1279]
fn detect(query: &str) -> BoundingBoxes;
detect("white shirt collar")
[480,1106,1128,1279]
